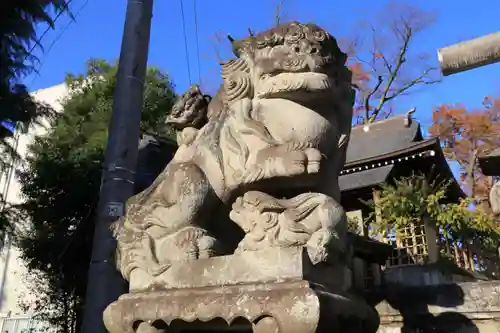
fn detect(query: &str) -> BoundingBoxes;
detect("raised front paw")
[237,147,320,184]
[197,235,218,259]
[279,150,308,176]
[280,148,323,176]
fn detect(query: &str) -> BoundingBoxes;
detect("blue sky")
[26,0,499,128]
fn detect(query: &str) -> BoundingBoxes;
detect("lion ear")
[203,94,212,104]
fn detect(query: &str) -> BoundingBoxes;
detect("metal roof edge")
[343,138,440,169]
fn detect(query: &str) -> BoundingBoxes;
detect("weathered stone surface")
[105,281,320,333]
[383,265,483,287]
[111,21,355,288]
[104,281,379,333]
[376,281,500,333]
[129,247,351,292]
[103,21,380,333]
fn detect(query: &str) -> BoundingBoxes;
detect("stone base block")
[129,247,351,293]
[104,281,379,333]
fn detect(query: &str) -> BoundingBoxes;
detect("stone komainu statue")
[112,21,355,290]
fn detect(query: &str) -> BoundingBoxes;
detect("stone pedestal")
[104,248,379,333]
[104,281,379,333]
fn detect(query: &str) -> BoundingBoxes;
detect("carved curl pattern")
[232,21,347,65]
[221,58,253,103]
[221,58,250,79]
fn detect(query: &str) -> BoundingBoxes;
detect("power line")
[57,196,98,261]
[193,0,202,86]
[30,0,91,86]
[179,0,192,85]
[7,0,73,81]
[23,0,75,64]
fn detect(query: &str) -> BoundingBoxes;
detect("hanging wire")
[179,0,192,85]
[7,0,74,82]
[193,0,202,86]
[23,0,74,63]
[30,0,91,86]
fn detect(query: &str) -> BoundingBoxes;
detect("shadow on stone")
[365,248,480,333]
[389,284,477,332]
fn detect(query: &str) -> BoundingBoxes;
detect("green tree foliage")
[0,0,71,161]
[364,173,499,269]
[15,58,177,333]
[0,0,70,234]
[347,215,362,234]
[364,173,446,238]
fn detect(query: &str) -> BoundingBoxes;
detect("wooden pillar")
[370,263,382,286]
[423,214,439,263]
[347,210,368,289]
[352,258,366,289]
[371,190,384,284]
[491,181,500,215]
[372,190,384,241]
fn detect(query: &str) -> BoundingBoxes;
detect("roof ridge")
[351,113,420,131]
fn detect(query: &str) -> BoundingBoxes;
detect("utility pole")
[81,1,153,333]
[437,31,500,76]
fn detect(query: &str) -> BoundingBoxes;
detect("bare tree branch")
[363,75,383,122]
[385,67,440,101]
[368,26,412,123]
[210,32,225,63]
[370,25,392,72]
[383,107,394,119]
[347,4,440,124]
[275,0,287,26]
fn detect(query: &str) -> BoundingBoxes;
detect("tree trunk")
[467,147,479,202]
[438,31,500,76]
[491,181,500,216]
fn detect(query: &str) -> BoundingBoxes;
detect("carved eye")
[294,46,301,53]
[311,47,318,54]
[312,30,327,42]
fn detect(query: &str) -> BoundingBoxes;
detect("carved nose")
[293,42,320,55]
[305,44,321,54]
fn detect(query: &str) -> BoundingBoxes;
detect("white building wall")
[0,83,69,332]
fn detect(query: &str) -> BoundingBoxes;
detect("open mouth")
[256,72,332,99]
